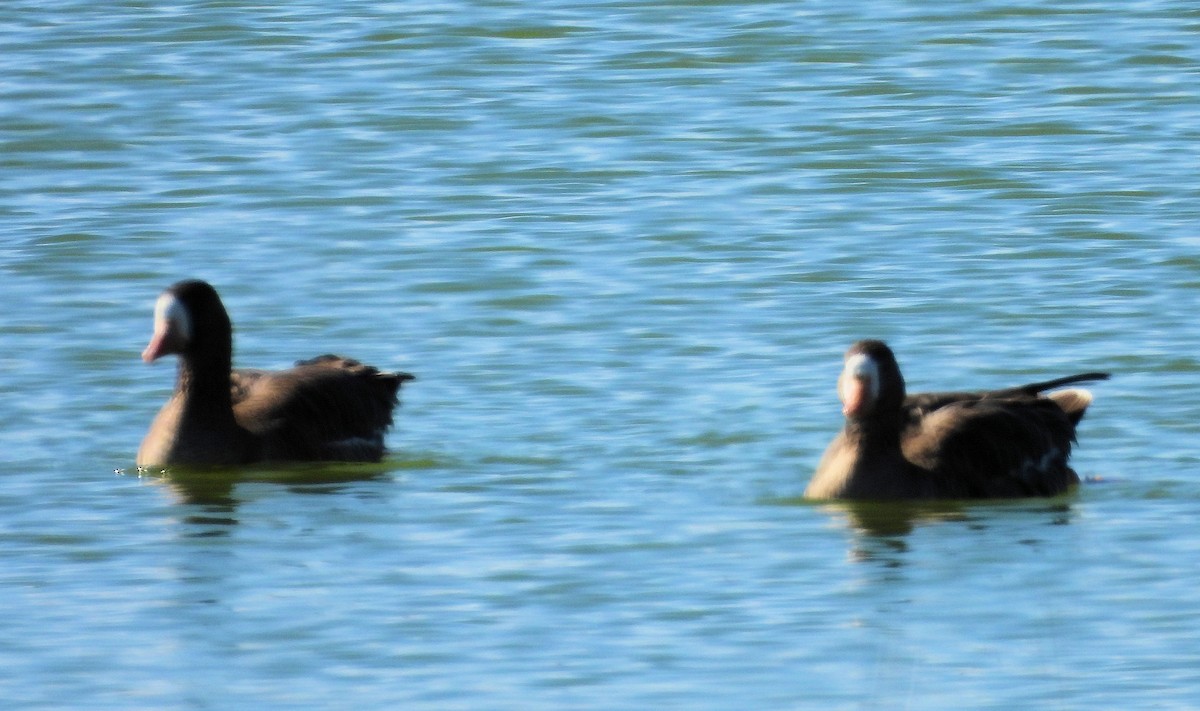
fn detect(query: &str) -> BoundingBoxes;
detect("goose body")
[805,340,1106,500]
[137,280,413,468]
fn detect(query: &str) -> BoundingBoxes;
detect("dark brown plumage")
[137,279,413,468]
[805,340,1106,500]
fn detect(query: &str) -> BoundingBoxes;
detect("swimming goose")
[137,279,413,467]
[805,340,1106,500]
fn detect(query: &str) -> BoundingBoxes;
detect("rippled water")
[3,1,1200,708]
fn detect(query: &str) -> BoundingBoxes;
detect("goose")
[137,279,413,467]
[805,340,1106,500]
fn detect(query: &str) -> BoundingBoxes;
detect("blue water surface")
[2,1,1199,708]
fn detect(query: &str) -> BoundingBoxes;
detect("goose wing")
[902,397,1081,497]
[232,355,413,462]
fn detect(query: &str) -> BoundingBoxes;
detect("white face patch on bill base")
[838,352,880,417]
[142,292,192,363]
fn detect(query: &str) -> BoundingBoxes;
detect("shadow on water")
[843,499,1077,568]
[773,493,1079,565]
[162,461,392,498]
[122,460,420,531]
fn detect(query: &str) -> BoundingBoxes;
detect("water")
[3,0,1200,707]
